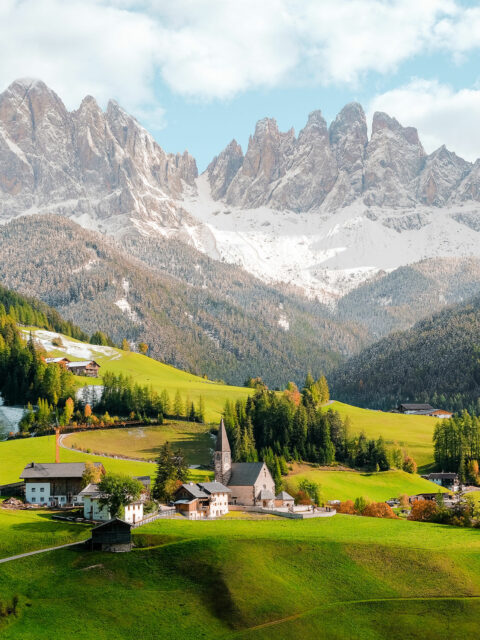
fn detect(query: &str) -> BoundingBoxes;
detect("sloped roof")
[45,357,71,364]
[20,462,102,479]
[399,403,434,411]
[425,472,458,480]
[91,517,131,531]
[79,483,102,497]
[67,360,100,368]
[215,418,231,453]
[229,462,266,486]
[177,483,208,499]
[259,489,275,500]
[276,491,294,501]
[198,481,231,494]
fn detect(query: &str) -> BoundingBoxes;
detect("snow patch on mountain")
[177,175,480,302]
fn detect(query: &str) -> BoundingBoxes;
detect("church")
[214,419,276,508]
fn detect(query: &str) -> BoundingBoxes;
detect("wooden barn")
[90,518,132,552]
[66,360,100,377]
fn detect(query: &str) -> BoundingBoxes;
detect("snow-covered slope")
[179,174,480,302]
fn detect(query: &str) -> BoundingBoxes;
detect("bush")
[408,499,437,522]
[337,500,356,514]
[362,502,397,519]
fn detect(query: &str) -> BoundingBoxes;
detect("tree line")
[223,375,417,474]
[433,410,480,484]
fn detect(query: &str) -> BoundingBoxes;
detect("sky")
[1,0,480,170]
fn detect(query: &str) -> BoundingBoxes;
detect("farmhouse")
[45,357,71,367]
[174,481,231,519]
[66,360,100,377]
[396,404,452,418]
[422,472,460,491]
[20,461,105,506]
[214,419,276,507]
[79,483,144,523]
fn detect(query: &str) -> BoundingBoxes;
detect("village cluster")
[3,420,335,551]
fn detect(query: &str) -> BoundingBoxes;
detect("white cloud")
[0,0,479,117]
[369,79,480,161]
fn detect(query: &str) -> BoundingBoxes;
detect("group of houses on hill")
[393,403,452,418]
[44,357,100,377]
[18,420,295,524]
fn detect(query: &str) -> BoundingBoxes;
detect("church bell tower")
[214,418,231,485]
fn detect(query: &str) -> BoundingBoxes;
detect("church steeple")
[214,418,231,484]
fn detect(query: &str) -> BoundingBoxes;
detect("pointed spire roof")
[216,418,231,453]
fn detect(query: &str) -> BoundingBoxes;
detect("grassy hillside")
[0,506,91,559]
[27,326,252,422]
[323,401,438,470]
[284,466,445,502]
[1,515,480,638]
[0,435,212,486]
[63,422,213,466]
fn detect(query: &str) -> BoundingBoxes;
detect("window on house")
[31,487,36,492]
[40,487,44,492]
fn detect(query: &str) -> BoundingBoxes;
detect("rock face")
[206,103,480,212]
[0,78,197,229]
[416,146,471,206]
[206,140,243,200]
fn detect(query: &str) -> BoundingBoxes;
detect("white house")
[20,462,105,506]
[79,483,144,524]
[174,481,231,519]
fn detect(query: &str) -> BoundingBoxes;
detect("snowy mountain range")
[2,78,480,302]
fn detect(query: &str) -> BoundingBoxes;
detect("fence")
[131,508,176,528]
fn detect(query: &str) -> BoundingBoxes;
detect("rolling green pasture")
[63,421,213,465]
[1,515,480,638]
[0,435,212,487]
[323,401,439,470]
[284,466,446,502]
[32,327,251,422]
[0,506,90,559]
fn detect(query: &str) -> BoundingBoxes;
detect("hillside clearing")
[63,422,214,465]
[323,401,438,470]
[284,465,446,502]
[25,327,252,422]
[0,435,213,486]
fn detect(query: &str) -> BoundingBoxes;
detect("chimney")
[55,428,60,463]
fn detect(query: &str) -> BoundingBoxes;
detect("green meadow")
[63,421,214,466]
[0,435,212,487]
[30,327,251,422]
[285,467,445,502]
[0,506,91,559]
[323,401,439,470]
[1,514,480,639]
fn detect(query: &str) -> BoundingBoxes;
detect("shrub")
[408,499,437,522]
[337,500,356,514]
[362,502,397,519]
[354,496,371,514]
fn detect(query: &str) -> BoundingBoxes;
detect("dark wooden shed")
[90,518,132,552]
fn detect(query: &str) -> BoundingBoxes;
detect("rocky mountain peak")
[0,78,198,227]
[206,139,244,199]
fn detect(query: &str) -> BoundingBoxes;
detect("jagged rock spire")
[215,418,231,453]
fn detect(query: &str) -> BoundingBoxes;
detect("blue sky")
[2,0,480,170]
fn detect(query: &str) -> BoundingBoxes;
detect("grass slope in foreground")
[1,516,480,639]
[323,401,438,470]
[63,421,213,465]
[25,327,252,422]
[0,435,212,486]
[285,465,446,502]
[0,506,91,559]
